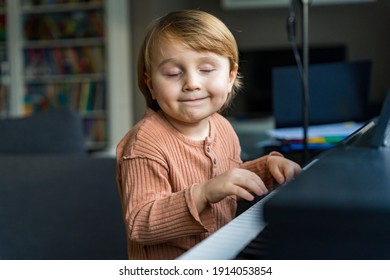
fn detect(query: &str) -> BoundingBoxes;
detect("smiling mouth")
[180,97,208,102]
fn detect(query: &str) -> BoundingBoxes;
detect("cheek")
[151,80,177,103]
[150,76,167,96]
[209,75,232,96]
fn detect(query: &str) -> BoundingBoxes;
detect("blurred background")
[1,0,389,156]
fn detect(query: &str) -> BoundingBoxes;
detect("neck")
[163,113,210,141]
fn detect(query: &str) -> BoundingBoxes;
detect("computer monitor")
[272,60,372,128]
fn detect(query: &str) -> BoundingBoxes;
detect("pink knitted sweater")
[116,109,280,259]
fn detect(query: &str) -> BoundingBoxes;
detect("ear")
[144,73,156,100]
[228,63,239,91]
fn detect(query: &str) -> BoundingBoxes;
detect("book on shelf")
[51,48,65,75]
[93,82,104,111]
[79,80,90,112]
[24,46,105,76]
[88,46,105,73]
[64,47,82,74]
[25,81,105,114]
[0,85,6,113]
[70,83,81,110]
[23,11,104,40]
[88,12,104,37]
[0,14,5,41]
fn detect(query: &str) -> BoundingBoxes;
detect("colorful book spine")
[24,46,105,76]
[25,81,106,113]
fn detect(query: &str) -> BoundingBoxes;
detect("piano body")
[178,96,390,260]
[263,120,390,259]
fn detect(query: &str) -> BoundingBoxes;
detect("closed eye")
[165,72,182,77]
[200,69,215,73]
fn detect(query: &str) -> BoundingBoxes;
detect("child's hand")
[192,168,268,213]
[267,155,302,185]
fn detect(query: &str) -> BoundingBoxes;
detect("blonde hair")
[137,9,242,111]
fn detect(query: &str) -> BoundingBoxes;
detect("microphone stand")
[301,0,310,164]
[287,0,310,164]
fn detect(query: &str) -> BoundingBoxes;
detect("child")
[116,9,302,260]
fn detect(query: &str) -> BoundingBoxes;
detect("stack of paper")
[266,122,364,151]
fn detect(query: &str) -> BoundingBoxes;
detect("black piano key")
[234,226,271,259]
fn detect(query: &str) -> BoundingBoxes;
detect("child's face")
[145,39,237,128]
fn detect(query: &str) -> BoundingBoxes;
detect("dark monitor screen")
[272,60,372,128]
[226,45,346,118]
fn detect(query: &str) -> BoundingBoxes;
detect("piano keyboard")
[177,160,317,260]
[177,189,280,260]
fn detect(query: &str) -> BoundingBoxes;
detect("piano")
[178,90,390,260]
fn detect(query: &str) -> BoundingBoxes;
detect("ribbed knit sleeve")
[118,157,214,245]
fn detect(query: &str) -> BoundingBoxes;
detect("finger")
[238,173,268,196]
[229,168,268,197]
[285,163,302,181]
[270,166,286,185]
[233,186,255,201]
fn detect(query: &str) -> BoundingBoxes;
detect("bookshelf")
[2,0,133,154]
[0,0,7,118]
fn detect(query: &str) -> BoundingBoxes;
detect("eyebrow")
[157,58,177,69]
[157,56,222,69]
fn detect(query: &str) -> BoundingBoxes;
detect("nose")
[183,71,201,92]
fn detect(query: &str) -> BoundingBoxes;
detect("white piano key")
[177,189,279,260]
